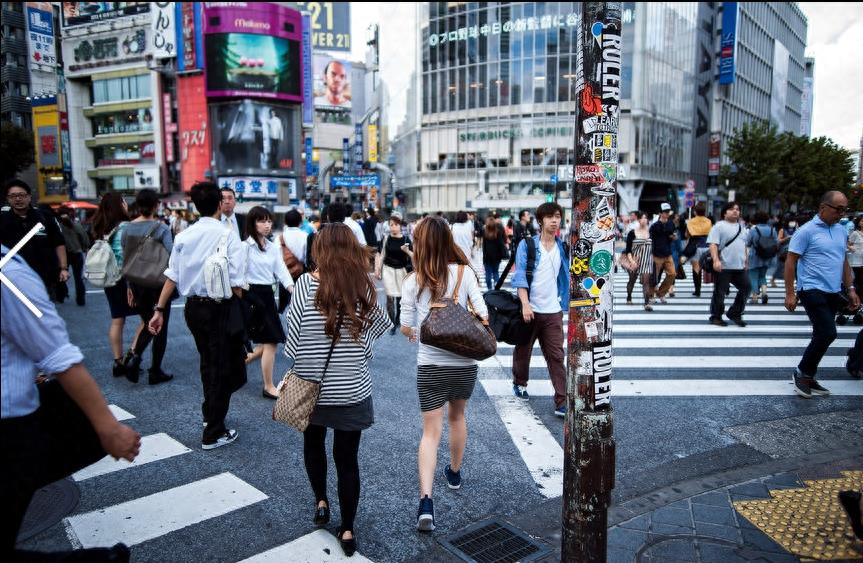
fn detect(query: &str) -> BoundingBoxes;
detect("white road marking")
[612,314,808,322]
[65,472,267,548]
[237,530,374,562]
[108,404,135,421]
[481,355,850,369]
[494,338,853,350]
[73,433,191,481]
[611,324,859,335]
[480,379,863,397]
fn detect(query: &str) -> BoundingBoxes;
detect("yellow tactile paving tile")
[733,471,863,561]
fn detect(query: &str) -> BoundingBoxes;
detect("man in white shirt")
[281,208,308,266]
[339,202,366,246]
[149,182,248,450]
[220,187,246,240]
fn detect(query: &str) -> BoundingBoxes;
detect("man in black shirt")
[0,180,67,298]
[649,203,678,303]
[513,209,536,244]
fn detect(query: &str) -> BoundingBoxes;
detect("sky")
[350,3,863,150]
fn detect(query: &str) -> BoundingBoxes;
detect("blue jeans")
[749,266,769,294]
[484,262,501,291]
[798,290,841,377]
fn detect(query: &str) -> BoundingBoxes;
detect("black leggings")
[131,285,170,371]
[626,271,651,304]
[386,296,401,327]
[303,425,362,532]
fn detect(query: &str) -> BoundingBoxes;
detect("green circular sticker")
[589,250,613,276]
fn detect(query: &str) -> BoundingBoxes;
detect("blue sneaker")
[417,496,435,532]
[444,464,462,490]
[512,384,529,398]
[554,406,566,418]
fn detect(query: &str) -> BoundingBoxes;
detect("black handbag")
[483,238,536,345]
[700,225,742,274]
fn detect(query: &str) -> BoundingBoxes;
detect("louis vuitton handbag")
[420,265,497,360]
[273,316,341,432]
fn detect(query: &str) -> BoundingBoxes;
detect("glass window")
[546,56,557,103]
[478,63,488,108]
[424,74,431,114]
[458,66,466,110]
[488,62,499,107]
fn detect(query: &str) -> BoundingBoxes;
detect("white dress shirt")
[164,217,247,297]
[343,217,366,246]
[245,238,294,289]
[280,227,307,264]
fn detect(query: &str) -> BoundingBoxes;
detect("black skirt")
[247,284,286,344]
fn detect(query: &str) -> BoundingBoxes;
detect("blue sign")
[550,175,558,183]
[331,175,380,188]
[305,137,314,176]
[354,123,363,172]
[27,7,52,34]
[301,14,314,127]
[342,138,350,171]
[719,2,738,85]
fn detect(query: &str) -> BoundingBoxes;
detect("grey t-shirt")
[121,220,173,255]
[706,220,747,270]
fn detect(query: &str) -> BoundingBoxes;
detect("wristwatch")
[154,305,166,313]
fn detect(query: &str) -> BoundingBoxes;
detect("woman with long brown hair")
[400,216,489,532]
[284,222,391,556]
[91,192,143,378]
[481,215,507,290]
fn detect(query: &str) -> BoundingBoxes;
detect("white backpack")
[84,225,121,288]
[203,228,233,300]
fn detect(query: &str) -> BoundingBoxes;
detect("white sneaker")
[202,429,238,450]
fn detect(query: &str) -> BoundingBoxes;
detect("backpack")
[122,222,169,288]
[280,233,305,281]
[753,226,779,259]
[203,228,232,300]
[483,237,537,345]
[84,225,121,288]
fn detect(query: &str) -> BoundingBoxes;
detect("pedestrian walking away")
[375,212,414,335]
[707,201,751,327]
[679,203,712,296]
[784,190,860,398]
[121,189,175,385]
[451,211,476,261]
[510,202,570,416]
[481,215,508,291]
[623,211,654,311]
[771,217,798,287]
[58,207,90,306]
[649,202,678,303]
[148,182,248,450]
[400,216,489,532]
[284,223,390,556]
[243,206,295,399]
[1,244,141,561]
[748,211,780,305]
[839,216,863,325]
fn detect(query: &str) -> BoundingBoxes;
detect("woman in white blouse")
[243,206,294,398]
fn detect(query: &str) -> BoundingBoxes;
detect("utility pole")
[562,2,620,561]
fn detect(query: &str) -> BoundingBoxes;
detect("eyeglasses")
[7,192,30,200]
[823,203,848,214]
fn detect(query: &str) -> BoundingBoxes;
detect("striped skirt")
[417,364,478,412]
[630,239,653,274]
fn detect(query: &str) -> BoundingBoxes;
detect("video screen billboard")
[211,100,297,177]
[62,2,149,28]
[205,33,301,101]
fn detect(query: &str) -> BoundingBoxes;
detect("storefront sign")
[163,93,176,163]
[150,2,176,59]
[134,165,160,189]
[458,126,574,142]
[218,177,287,200]
[26,3,57,69]
[67,28,148,71]
[367,124,378,163]
[719,2,738,85]
[301,13,314,126]
[429,12,580,48]
[331,175,380,188]
[178,2,202,71]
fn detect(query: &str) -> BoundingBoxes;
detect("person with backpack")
[120,189,174,385]
[481,215,508,291]
[90,192,144,378]
[748,211,779,305]
[510,202,570,416]
[148,182,248,450]
[58,207,90,306]
[707,201,751,327]
[374,212,413,335]
[242,206,294,400]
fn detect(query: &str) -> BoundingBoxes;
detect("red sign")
[40,134,57,155]
[163,93,175,163]
[141,142,156,159]
[177,74,211,191]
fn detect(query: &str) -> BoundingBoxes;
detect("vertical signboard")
[151,2,176,59]
[177,2,203,71]
[342,138,350,171]
[305,136,314,176]
[26,2,57,70]
[368,124,378,163]
[163,93,176,163]
[176,75,211,190]
[354,123,364,172]
[719,2,738,85]
[302,13,314,127]
[708,133,721,176]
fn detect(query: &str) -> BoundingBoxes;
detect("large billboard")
[26,2,57,70]
[32,100,66,200]
[295,1,351,52]
[210,100,297,177]
[62,2,150,28]
[719,2,738,85]
[203,3,303,102]
[177,74,211,191]
[313,54,351,110]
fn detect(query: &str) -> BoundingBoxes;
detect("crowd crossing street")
[7,253,860,562]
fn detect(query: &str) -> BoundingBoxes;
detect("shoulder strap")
[319,314,343,385]
[105,224,121,241]
[217,227,231,256]
[525,237,536,289]
[451,264,465,303]
[721,224,742,251]
[144,221,161,239]
[381,235,389,261]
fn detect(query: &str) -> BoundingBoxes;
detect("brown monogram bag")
[273,316,341,432]
[280,233,305,281]
[420,265,497,360]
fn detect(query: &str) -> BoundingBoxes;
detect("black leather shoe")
[124,353,142,383]
[709,318,728,327]
[314,504,330,527]
[112,360,126,378]
[728,316,747,327]
[338,529,357,557]
[148,370,174,385]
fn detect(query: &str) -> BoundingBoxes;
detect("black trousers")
[1,382,105,554]
[710,269,750,320]
[798,290,842,377]
[69,252,86,305]
[184,298,247,444]
[303,425,362,532]
[131,284,172,373]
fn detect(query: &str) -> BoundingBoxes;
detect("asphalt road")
[15,268,863,562]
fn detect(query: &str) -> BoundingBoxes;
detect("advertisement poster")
[295,1,351,52]
[26,3,57,69]
[177,75,211,191]
[313,54,351,110]
[210,100,296,177]
[62,2,150,28]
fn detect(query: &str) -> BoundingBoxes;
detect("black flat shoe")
[263,390,279,400]
[314,504,330,527]
[124,353,142,383]
[148,370,174,385]
[338,529,357,557]
[112,361,126,378]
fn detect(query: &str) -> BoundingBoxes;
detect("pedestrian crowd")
[2,177,861,559]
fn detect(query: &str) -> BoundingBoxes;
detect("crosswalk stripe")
[480,355,850,369]
[237,530,374,562]
[612,304,791,312]
[108,404,134,421]
[482,391,563,499]
[480,379,863,397]
[72,433,192,481]
[64,472,268,548]
[495,338,853,350]
[612,324,860,334]
[611,313,808,322]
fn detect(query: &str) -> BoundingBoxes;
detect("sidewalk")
[410,452,863,562]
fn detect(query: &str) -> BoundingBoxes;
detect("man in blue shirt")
[785,191,859,398]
